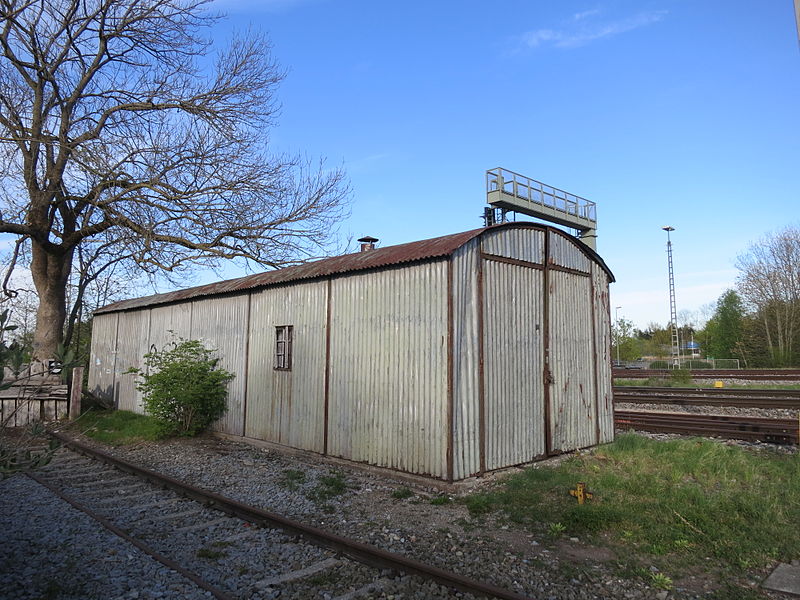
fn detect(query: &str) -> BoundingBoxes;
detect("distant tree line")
[613,224,800,368]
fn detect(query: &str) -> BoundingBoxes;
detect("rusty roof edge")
[94,222,613,315]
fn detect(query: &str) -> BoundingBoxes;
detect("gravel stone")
[7,419,795,599]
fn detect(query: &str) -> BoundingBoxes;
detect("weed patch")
[71,409,162,445]
[463,433,800,574]
[391,487,414,500]
[280,468,306,491]
[196,547,227,560]
[307,471,347,503]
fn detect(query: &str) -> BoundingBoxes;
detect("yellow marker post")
[569,482,594,505]
[714,380,724,388]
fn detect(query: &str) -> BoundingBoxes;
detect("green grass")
[196,547,227,560]
[71,409,163,445]
[306,471,348,503]
[614,377,696,387]
[464,433,800,573]
[615,378,800,390]
[280,468,307,490]
[391,486,414,500]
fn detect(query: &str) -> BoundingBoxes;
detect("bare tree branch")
[736,225,800,366]
[0,0,350,358]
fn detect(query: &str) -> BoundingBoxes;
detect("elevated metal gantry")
[485,168,598,250]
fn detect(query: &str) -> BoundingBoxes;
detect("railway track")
[613,386,800,409]
[615,410,799,445]
[613,368,800,381]
[30,432,531,600]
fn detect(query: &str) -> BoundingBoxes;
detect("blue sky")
[202,0,799,330]
[5,1,795,330]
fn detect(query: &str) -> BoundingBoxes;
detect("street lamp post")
[615,306,622,365]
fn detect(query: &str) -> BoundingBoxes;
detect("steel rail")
[48,431,532,600]
[615,410,799,444]
[613,387,800,409]
[26,470,236,600]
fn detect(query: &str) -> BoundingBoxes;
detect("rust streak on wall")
[479,252,544,271]
[543,232,553,456]
[446,259,455,482]
[477,247,486,475]
[590,275,601,445]
[242,293,252,437]
[323,278,332,456]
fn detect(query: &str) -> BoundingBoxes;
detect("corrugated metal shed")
[89,222,615,481]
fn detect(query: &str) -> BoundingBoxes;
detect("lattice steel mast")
[663,226,681,368]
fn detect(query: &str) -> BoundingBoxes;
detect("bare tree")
[736,225,800,366]
[0,0,350,360]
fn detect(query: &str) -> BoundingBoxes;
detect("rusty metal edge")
[242,293,252,437]
[48,431,534,600]
[589,272,601,446]
[476,244,487,476]
[446,258,455,483]
[26,470,236,600]
[543,231,553,456]
[479,252,545,271]
[323,278,332,457]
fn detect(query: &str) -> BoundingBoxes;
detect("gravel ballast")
[0,474,213,600]
[3,422,795,599]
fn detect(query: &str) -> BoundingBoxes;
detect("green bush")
[130,338,233,437]
[648,360,670,369]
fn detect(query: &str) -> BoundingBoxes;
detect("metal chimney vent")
[357,236,379,252]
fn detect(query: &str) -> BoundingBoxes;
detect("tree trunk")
[30,241,73,361]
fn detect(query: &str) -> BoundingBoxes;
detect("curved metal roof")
[95,222,614,315]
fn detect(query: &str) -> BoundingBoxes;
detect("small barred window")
[275,325,293,370]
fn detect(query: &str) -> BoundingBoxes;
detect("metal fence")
[615,358,740,370]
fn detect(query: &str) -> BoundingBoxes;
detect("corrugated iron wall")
[148,303,192,353]
[114,310,151,412]
[327,262,449,478]
[482,227,545,263]
[549,230,591,272]
[592,262,614,442]
[548,269,596,452]
[482,259,546,469]
[245,281,327,452]
[451,242,480,480]
[189,295,250,436]
[88,312,118,400]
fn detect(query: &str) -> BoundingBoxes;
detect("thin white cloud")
[521,10,667,50]
[573,9,601,21]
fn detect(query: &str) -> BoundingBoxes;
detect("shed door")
[482,259,546,470]
[547,271,597,453]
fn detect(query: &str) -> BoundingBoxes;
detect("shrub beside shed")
[89,222,615,481]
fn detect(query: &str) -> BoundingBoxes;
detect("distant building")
[89,222,615,481]
[684,341,701,357]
